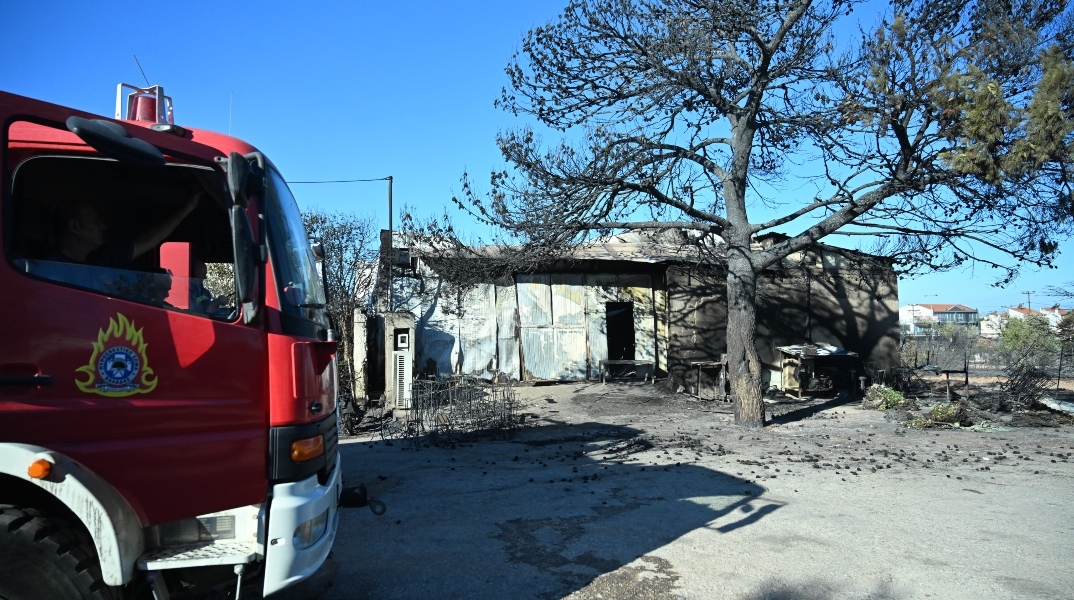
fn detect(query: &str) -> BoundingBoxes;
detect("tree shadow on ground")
[737,578,899,600]
[285,420,782,600]
[768,392,860,425]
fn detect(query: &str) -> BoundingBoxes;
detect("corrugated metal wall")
[396,271,661,382]
[585,273,618,379]
[620,274,656,363]
[495,283,521,380]
[551,275,587,379]
[513,273,588,379]
[392,277,460,376]
[458,283,497,378]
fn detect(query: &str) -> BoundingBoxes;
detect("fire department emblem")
[76,313,158,397]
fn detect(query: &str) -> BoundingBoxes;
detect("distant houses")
[1000,305,1071,332]
[1041,305,1071,330]
[898,303,980,336]
[901,302,1071,340]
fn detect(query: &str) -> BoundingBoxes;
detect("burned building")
[377,231,899,399]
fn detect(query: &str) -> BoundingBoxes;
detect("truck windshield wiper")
[297,303,326,309]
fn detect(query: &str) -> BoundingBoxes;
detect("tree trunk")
[339,330,354,400]
[726,254,765,427]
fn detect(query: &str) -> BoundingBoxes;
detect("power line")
[287,177,391,184]
[1021,290,1036,311]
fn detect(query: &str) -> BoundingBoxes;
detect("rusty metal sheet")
[555,328,587,379]
[586,273,621,304]
[586,307,607,380]
[516,274,551,326]
[495,283,520,380]
[516,274,590,381]
[459,283,497,378]
[400,276,461,376]
[418,320,458,375]
[520,328,556,380]
[584,274,616,379]
[618,273,652,294]
[551,274,585,326]
[620,274,655,362]
[654,287,668,373]
[550,274,588,379]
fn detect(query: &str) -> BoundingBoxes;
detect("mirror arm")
[230,205,260,325]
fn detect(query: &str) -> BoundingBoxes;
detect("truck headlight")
[293,508,329,550]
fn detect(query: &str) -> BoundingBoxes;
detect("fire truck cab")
[0,85,340,598]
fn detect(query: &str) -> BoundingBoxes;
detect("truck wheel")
[0,505,117,600]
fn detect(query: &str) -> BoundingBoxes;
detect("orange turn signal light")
[27,459,52,479]
[290,435,324,462]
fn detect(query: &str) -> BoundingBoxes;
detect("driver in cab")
[48,193,200,269]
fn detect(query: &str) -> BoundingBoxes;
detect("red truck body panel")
[0,90,334,525]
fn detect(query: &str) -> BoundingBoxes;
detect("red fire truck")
[0,85,341,598]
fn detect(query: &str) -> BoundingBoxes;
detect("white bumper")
[261,458,342,596]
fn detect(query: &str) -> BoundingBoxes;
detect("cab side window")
[6,124,239,320]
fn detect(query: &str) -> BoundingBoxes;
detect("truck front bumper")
[261,457,342,596]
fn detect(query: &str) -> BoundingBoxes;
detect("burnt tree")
[302,208,379,402]
[443,0,1074,426]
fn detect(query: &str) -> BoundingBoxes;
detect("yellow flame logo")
[76,313,158,397]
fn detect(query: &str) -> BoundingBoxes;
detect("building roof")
[1008,307,1043,316]
[398,229,705,265]
[918,303,977,312]
[399,229,892,269]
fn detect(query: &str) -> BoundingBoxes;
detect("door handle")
[0,374,55,387]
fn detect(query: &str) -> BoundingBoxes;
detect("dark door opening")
[606,302,636,361]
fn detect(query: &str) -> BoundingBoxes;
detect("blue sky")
[2,0,1070,314]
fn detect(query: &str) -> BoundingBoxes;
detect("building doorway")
[606,302,636,360]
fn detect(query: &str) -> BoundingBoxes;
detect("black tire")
[0,505,117,600]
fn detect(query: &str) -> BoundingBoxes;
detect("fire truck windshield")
[264,169,326,318]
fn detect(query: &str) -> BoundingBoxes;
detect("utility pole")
[387,175,395,312]
[387,175,394,235]
[1021,291,1035,311]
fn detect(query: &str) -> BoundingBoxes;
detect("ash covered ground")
[267,380,1074,600]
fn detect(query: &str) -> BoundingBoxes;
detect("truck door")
[0,91,269,524]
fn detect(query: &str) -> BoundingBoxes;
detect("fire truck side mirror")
[310,242,329,302]
[66,116,165,167]
[230,205,258,318]
[227,151,249,207]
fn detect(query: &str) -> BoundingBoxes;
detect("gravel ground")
[272,381,1074,600]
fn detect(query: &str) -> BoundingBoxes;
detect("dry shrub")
[929,402,972,426]
[905,402,974,429]
[862,386,918,411]
[1001,364,1051,409]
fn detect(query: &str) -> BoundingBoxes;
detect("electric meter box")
[379,312,415,410]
